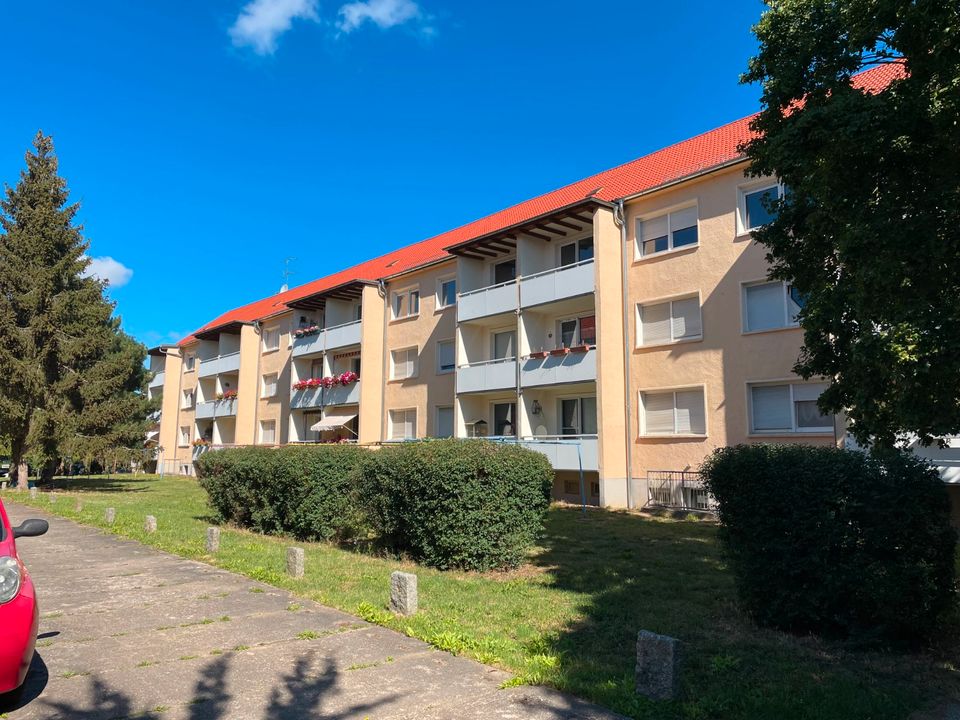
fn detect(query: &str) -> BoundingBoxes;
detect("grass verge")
[5,474,958,719]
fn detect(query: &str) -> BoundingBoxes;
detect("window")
[638,296,702,346]
[637,206,698,257]
[353,303,363,321]
[640,388,706,436]
[261,373,278,398]
[389,409,417,440]
[391,347,418,380]
[183,353,196,372]
[492,330,516,360]
[493,259,516,285]
[181,389,194,409]
[392,287,420,320]
[438,278,457,308]
[743,280,804,332]
[262,327,279,352]
[179,426,191,447]
[560,397,598,436]
[436,340,455,374]
[493,402,516,437]
[435,406,454,438]
[559,237,594,266]
[556,315,596,348]
[259,420,276,445]
[749,382,832,434]
[740,183,782,232]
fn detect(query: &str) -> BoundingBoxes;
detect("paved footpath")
[2,502,625,720]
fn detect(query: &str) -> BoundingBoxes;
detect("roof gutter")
[619,157,747,204]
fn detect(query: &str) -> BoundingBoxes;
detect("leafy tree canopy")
[742,0,960,447]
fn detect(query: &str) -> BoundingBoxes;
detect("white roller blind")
[438,341,455,371]
[745,282,786,331]
[260,421,276,444]
[751,385,792,431]
[643,392,676,435]
[390,410,415,439]
[639,215,668,244]
[671,297,702,340]
[640,302,672,345]
[792,382,826,402]
[675,389,706,434]
[671,206,698,232]
[392,349,416,379]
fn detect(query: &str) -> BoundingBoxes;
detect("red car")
[0,498,48,703]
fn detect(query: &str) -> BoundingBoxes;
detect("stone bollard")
[144,515,157,533]
[1,481,7,491]
[74,499,83,513]
[286,547,304,579]
[30,487,38,500]
[49,492,57,504]
[635,630,682,701]
[389,571,418,616]
[105,507,116,524]
[205,527,221,553]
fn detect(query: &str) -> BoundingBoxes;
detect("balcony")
[458,281,518,322]
[195,398,238,419]
[520,348,596,388]
[198,352,241,378]
[292,329,324,358]
[456,358,516,394]
[325,320,362,351]
[290,382,361,410]
[517,435,598,472]
[148,371,165,389]
[290,387,323,410]
[520,259,595,308]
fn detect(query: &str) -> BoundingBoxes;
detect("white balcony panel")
[520,349,596,388]
[290,388,324,410]
[325,320,362,351]
[198,352,241,378]
[195,398,237,419]
[517,436,598,472]
[148,371,165,389]
[291,331,325,358]
[520,260,595,308]
[456,359,516,394]
[291,383,361,409]
[457,282,518,322]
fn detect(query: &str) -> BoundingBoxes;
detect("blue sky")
[0,0,766,348]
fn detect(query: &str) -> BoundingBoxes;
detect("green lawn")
[5,474,958,719]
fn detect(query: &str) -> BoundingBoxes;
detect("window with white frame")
[749,381,832,434]
[259,419,276,445]
[492,330,516,360]
[640,388,706,436]
[437,277,456,308]
[556,315,597,348]
[637,296,702,346]
[739,182,783,233]
[391,347,418,380]
[560,397,598,436]
[492,402,517,437]
[261,373,278,398]
[389,408,417,440]
[179,426,191,447]
[743,280,804,332]
[181,389,195,409]
[436,340,455,374]
[262,327,280,352]
[636,206,698,257]
[183,353,196,372]
[559,237,594,266]
[435,406,454,438]
[392,287,420,320]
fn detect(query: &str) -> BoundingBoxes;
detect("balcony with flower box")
[195,396,238,419]
[520,346,596,388]
[290,373,361,409]
[291,326,324,358]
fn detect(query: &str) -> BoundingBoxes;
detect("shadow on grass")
[47,476,153,494]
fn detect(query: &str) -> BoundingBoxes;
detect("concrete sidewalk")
[1,502,625,720]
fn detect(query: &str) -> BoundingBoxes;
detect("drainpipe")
[614,199,635,509]
[378,279,389,444]
[252,321,263,446]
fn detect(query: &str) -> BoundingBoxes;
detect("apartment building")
[153,64,899,508]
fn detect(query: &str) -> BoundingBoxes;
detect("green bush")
[700,444,957,646]
[195,445,367,542]
[360,439,553,571]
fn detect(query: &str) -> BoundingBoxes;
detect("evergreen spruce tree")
[0,132,151,486]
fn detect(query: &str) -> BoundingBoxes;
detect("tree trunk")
[39,458,56,485]
[10,434,27,490]
[15,463,28,490]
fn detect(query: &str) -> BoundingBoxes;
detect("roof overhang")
[147,345,175,357]
[287,280,376,312]
[445,198,611,260]
[194,321,246,342]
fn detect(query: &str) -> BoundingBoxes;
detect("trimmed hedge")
[359,439,554,571]
[194,439,554,571]
[195,444,367,542]
[700,444,957,646]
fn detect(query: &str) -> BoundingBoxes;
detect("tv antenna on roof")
[280,257,295,293]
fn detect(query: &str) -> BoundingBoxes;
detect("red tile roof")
[179,63,903,346]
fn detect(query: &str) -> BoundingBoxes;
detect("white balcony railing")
[290,382,361,409]
[195,398,238,419]
[456,357,516,394]
[291,330,324,358]
[520,348,596,388]
[520,259,595,308]
[148,371,165,389]
[516,435,599,472]
[290,387,324,410]
[325,320,362,351]
[197,352,241,378]
[457,280,518,322]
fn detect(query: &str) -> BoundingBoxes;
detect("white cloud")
[84,256,133,288]
[337,0,424,33]
[229,0,320,55]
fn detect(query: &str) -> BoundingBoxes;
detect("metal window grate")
[645,470,716,512]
